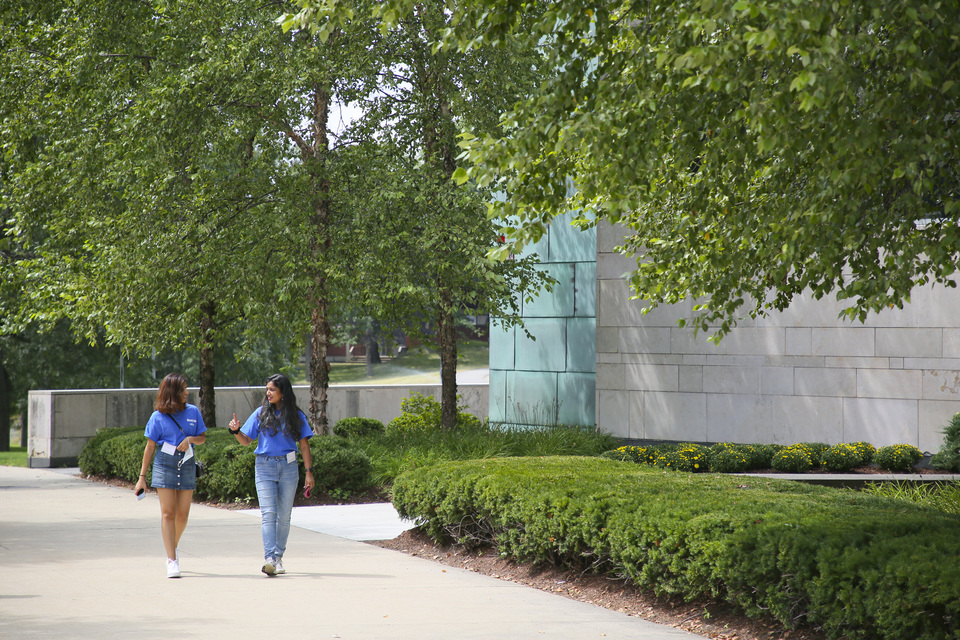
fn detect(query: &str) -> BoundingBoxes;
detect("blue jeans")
[255,456,299,560]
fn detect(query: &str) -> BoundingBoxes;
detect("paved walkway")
[0,466,704,640]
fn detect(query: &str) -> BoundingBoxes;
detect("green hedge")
[392,457,960,640]
[79,427,373,503]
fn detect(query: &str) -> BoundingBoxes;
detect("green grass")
[0,446,28,467]
[861,480,960,514]
[326,338,488,385]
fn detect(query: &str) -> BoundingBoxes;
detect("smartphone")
[136,488,146,501]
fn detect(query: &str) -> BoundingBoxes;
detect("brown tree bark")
[437,289,458,430]
[306,82,333,435]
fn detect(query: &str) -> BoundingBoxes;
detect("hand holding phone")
[136,488,146,501]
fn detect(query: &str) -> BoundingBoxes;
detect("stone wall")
[596,222,960,452]
[28,383,488,467]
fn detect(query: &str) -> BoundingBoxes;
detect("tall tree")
[2,0,374,431]
[302,0,960,337]
[294,2,552,429]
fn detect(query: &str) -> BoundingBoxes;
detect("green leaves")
[393,0,960,338]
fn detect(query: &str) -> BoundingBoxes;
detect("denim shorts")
[151,447,197,490]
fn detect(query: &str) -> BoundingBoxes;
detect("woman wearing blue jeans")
[229,374,314,575]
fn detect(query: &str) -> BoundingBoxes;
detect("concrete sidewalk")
[0,466,704,640]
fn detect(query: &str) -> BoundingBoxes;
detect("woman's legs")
[255,458,280,560]
[158,488,194,561]
[255,458,298,562]
[273,461,299,559]
[157,488,179,561]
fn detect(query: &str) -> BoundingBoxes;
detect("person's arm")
[177,433,205,451]
[134,439,157,494]
[177,407,207,450]
[228,412,253,445]
[300,437,314,493]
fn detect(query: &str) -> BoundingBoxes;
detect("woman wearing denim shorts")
[229,373,314,575]
[134,373,207,578]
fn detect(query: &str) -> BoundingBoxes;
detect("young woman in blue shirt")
[134,372,207,578]
[229,373,314,575]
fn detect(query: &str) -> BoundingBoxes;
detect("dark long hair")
[258,373,302,440]
[155,373,187,414]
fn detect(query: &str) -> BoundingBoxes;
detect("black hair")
[258,373,303,441]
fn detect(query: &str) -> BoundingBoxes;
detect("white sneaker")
[166,559,181,578]
[274,557,285,574]
[261,557,276,576]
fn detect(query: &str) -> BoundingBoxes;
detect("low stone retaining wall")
[27,383,488,468]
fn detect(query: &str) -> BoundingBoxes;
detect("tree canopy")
[290,0,960,335]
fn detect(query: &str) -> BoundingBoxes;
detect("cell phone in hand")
[136,488,145,501]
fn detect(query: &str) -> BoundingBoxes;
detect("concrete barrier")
[27,383,488,468]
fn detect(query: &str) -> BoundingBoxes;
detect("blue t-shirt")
[240,408,313,456]
[144,404,207,447]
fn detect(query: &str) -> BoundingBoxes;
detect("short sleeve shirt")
[144,404,207,447]
[240,408,313,456]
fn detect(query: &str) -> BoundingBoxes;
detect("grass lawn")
[0,446,27,467]
[324,338,488,386]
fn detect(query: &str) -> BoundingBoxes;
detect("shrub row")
[391,457,960,640]
[79,426,374,502]
[603,440,921,473]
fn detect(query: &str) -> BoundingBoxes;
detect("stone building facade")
[491,218,960,451]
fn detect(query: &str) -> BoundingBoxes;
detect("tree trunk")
[198,300,217,429]
[306,81,333,436]
[308,294,331,435]
[438,288,458,431]
[0,354,10,451]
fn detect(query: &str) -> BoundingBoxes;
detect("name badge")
[286,451,297,464]
[161,442,177,456]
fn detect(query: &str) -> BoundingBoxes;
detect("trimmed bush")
[771,444,814,472]
[874,444,923,472]
[820,443,864,472]
[850,441,876,465]
[79,426,144,480]
[602,445,659,465]
[307,436,373,495]
[653,442,710,472]
[708,443,761,473]
[392,457,960,640]
[797,441,829,466]
[334,417,385,439]
[78,426,373,502]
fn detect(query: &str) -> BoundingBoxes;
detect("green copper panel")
[488,369,509,423]
[565,317,596,373]
[514,318,566,372]
[523,263,575,318]
[489,202,597,428]
[557,372,595,426]
[489,321,516,370]
[574,261,597,317]
[504,371,559,425]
